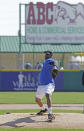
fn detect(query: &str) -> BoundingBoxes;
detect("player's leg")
[35,97,43,107]
[35,85,44,107]
[45,84,55,121]
[35,85,47,115]
[46,93,52,111]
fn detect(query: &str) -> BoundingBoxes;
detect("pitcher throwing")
[35,51,58,122]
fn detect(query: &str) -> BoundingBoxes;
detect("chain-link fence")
[0,52,84,70]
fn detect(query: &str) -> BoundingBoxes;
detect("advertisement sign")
[1,71,40,91]
[25,1,84,44]
[0,71,64,91]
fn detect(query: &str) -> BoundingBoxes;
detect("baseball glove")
[82,72,84,86]
[52,69,58,79]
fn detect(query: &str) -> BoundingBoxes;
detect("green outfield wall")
[64,70,84,91]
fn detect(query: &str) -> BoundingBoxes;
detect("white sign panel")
[25,1,84,44]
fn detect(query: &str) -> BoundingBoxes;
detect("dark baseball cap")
[44,50,53,55]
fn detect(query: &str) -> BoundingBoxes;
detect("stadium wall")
[0,70,83,91]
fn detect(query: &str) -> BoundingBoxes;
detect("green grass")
[0,109,82,115]
[0,92,84,104]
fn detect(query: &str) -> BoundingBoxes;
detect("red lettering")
[27,2,54,25]
[46,3,53,24]
[37,2,45,24]
[27,2,36,24]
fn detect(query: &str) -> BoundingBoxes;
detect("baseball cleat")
[37,108,47,115]
[48,114,55,122]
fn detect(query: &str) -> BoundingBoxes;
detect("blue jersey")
[39,58,56,85]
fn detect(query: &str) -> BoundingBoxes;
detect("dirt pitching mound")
[0,113,84,129]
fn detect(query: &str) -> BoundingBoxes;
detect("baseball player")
[35,51,58,122]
